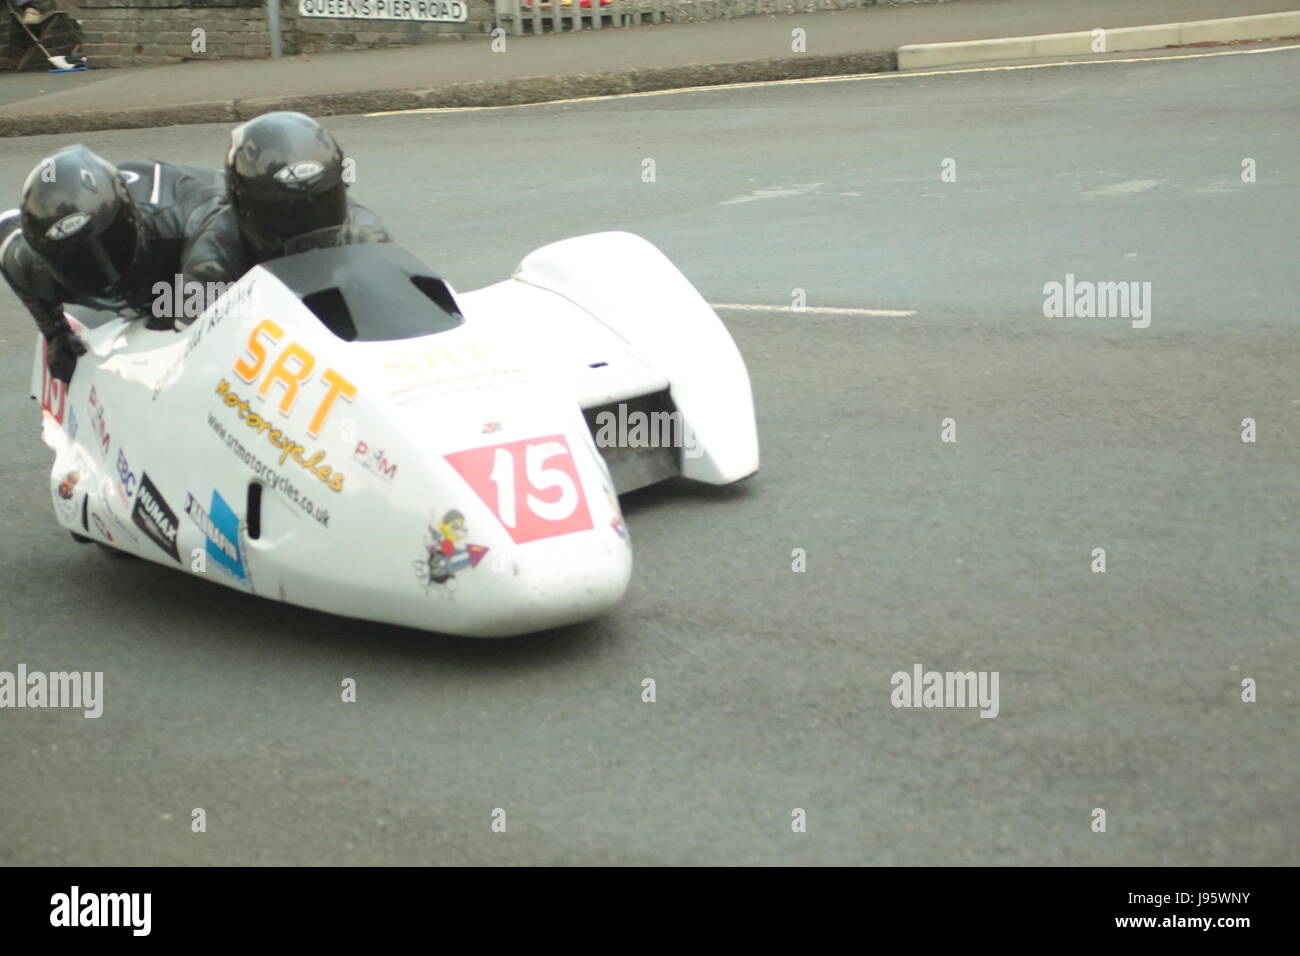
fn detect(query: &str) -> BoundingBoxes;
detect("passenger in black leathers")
[184,111,388,286]
[2,115,388,384]
[0,145,225,383]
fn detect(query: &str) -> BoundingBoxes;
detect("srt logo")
[234,319,356,438]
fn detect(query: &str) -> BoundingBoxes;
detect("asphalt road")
[1,45,1297,865]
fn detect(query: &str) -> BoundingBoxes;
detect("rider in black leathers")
[184,111,388,286]
[2,116,388,384]
[0,145,225,383]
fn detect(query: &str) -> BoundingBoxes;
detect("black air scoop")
[262,243,464,343]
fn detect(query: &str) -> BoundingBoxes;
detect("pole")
[267,0,284,58]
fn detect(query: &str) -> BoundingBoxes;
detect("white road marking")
[711,303,916,317]
[366,43,1300,118]
[720,183,824,205]
[1083,178,1167,197]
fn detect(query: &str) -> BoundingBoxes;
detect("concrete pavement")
[900,10,1300,69]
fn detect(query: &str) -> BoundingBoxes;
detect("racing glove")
[46,330,87,384]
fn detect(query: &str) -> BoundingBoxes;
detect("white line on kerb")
[711,303,915,317]
[366,43,1300,118]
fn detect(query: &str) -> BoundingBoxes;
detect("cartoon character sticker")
[58,470,80,501]
[415,509,489,590]
[53,469,81,523]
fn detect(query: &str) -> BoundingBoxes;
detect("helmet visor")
[46,200,140,300]
[236,183,349,260]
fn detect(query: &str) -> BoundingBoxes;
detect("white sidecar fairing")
[30,232,758,637]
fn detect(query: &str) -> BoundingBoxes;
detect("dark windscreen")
[282,224,392,255]
[260,241,464,343]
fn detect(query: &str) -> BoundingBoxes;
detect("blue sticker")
[185,490,245,580]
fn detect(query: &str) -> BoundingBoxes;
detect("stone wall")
[8,0,936,69]
[72,0,495,67]
[1,1,90,69]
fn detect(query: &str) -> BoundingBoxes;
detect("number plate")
[444,435,594,544]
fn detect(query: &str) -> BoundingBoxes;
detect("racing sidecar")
[29,230,758,637]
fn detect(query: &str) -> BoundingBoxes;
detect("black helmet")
[20,145,142,300]
[226,111,348,261]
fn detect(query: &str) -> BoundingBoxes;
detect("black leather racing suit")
[0,160,225,380]
[183,199,389,286]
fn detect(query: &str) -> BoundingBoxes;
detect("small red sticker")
[40,337,66,425]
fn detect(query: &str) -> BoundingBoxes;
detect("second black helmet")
[20,145,143,301]
[226,111,348,260]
